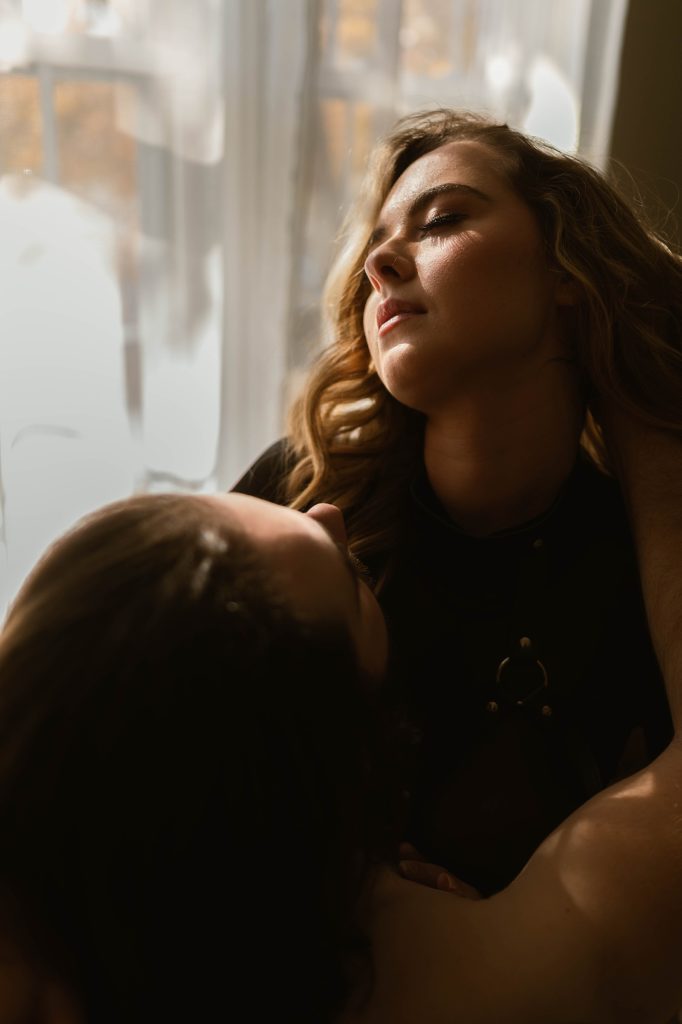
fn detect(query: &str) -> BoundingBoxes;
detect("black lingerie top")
[232,440,673,894]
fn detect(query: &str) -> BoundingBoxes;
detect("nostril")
[365,248,404,283]
[306,503,348,544]
[381,261,401,278]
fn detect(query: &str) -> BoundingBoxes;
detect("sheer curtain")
[0,0,627,611]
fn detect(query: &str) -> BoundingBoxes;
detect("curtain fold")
[217,0,312,488]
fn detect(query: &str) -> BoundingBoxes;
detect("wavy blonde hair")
[285,108,682,570]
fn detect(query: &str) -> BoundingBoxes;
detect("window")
[0,0,229,608]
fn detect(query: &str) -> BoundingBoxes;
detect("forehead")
[380,139,512,217]
[203,492,355,616]
[206,492,325,549]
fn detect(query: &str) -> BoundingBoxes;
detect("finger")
[305,504,347,545]
[399,858,444,889]
[436,872,482,900]
[399,859,482,899]
[398,841,425,860]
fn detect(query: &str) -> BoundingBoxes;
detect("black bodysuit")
[233,440,673,894]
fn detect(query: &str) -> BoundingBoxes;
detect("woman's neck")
[422,369,583,536]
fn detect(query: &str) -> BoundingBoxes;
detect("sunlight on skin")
[535,755,682,926]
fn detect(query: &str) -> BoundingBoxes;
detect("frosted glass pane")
[328,0,380,68]
[0,75,43,176]
[401,0,459,79]
[21,0,123,37]
[54,79,137,223]
[0,177,135,603]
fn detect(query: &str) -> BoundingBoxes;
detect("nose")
[305,503,348,545]
[364,242,412,292]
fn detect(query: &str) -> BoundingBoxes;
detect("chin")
[376,349,431,403]
[378,365,454,415]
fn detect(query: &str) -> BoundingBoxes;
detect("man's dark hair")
[0,494,397,1022]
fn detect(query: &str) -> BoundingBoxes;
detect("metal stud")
[541,705,553,717]
[486,700,499,714]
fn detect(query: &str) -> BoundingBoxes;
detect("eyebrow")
[369,182,492,246]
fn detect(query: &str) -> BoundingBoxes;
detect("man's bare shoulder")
[337,868,600,1024]
[339,742,682,1024]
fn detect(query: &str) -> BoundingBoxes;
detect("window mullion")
[37,61,59,183]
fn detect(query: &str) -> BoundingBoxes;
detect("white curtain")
[218,0,311,487]
[0,0,628,612]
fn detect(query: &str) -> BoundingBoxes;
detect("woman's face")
[206,494,388,682]
[362,140,576,413]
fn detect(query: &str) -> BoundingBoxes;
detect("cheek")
[411,238,493,317]
[484,229,552,302]
[422,229,544,291]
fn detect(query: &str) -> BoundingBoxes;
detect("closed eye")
[418,212,466,234]
[331,539,377,593]
[348,551,376,590]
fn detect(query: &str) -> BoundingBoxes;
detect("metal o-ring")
[495,654,548,688]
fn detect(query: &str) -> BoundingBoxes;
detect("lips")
[376,298,426,334]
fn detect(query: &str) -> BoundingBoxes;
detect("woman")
[0,409,682,1022]
[233,109,682,892]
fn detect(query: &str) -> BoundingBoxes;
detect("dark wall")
[608,0,682,247]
